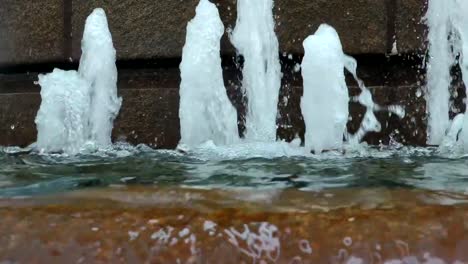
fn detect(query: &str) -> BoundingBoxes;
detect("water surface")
[1,144,468,199]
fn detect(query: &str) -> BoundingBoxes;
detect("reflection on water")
[1,144,468,198]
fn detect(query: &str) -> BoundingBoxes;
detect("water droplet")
[416,89,422,98]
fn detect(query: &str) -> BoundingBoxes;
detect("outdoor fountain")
[178,1,405,154]
[2,0,468,262]
[11,0,468,155]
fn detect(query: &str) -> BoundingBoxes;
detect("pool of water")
[2,144,468,262]
[1,143,468,198]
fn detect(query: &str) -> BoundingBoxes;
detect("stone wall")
[0,0,427,66]
[0,0,430,148]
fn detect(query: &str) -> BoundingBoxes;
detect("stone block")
[72,0,389,61]
[114,88,180,149]
[0,0,428,66]
[71,0,200,61]
[275,0,388,55]
[0,0,65,66]
[0,93,40,147]
[395,0,427,53]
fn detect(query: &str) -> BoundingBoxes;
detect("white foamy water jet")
[439,114,464,153]
[426,0,468,150]
[230,0,281,142]
[79,8,122,147]
[301,24,404,154]
[425,0,455,146]
[35,70,91,154]
[348,76,405,145]
[453,1,468,151]
[179,0,239,148]
[189,139,307,160]
[35,8,121,154]
[301,25,349,154]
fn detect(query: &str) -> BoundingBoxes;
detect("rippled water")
[3,143,468,263]
[1,142,468,198]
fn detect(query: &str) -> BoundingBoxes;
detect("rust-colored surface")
[1,188,468,263]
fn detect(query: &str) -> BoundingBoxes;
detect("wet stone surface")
[1,188,468,263]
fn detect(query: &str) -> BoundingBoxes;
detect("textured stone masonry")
[0,0,431,147]
[0,0,427,66]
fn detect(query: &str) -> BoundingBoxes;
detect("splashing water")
[301,25,349,154]
[455,2,468,151]
[179,0,239,148]
[35,8,121,154]
[79,8,122,147]
[348,69,405,145]
[35,70,91,154]
[425,1,454,146]
[425,0,468,150]
[301,24,404,154]
[230,0,281,142]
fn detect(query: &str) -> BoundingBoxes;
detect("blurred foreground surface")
[1,187,468,263]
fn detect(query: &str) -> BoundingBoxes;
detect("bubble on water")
[293,63,301,72]
[151,226,174,244]
[343,236,353,247]
[179,228,190,238]
[416,88,422,98]
[203,220,217,232]
[170,237,178,246]
[128,231,139,241]
[224,222,280,262]
[299,239,313,254]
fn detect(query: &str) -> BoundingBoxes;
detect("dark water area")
[1,144,468,198]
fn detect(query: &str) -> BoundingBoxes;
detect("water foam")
[425,0,454,145]
[230,0,281,142]
[301,24,349,154]
[425,0,468,150]
[79,8,122,147]
[35,8,121,154]
[179,0,239,148]
[35,70,91,154]
[301,24,404,154]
